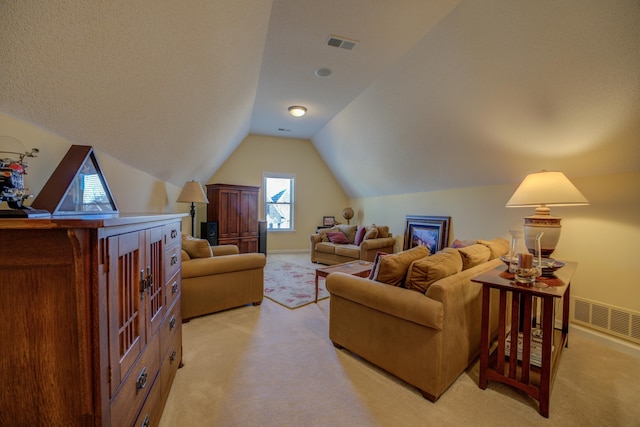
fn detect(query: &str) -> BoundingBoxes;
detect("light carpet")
[264,259,328,308]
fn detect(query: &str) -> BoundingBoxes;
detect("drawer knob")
[141,414,150,427]
[169,315,177,330]
[136,367,148,393]
[170,350,177,363]
[171,281,179,294]
[171,254,178,266]
[171,229,178,239]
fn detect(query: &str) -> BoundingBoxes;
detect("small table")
[471,262,576,418]
[314,261,373,302]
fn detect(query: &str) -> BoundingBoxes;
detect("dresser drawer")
[163,223,181,249]
[164,246,181,283]
[110,333,160,427]
[133,374,163,427]
[160,301,181,360]
[160,327,182,397]
[165,271,181,309]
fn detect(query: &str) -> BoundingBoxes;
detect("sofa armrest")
[359,236,395,252]
[182,253,266,279]
[211,245,240,256]
[327,272,443,330]
[310,233,322,244]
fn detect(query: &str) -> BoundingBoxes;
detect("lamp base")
[523,214,561,257]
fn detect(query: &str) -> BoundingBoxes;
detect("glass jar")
[509,230,543,284]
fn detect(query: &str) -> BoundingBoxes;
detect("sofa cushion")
[335,244,361,258]
[364,227,379,240]
[368,251,389,280]
[457,244,491,270]
[354,225,367,246]
[337,224,358,243]
[477,238,510,260]
[315,242,337,254]
[182,234,213,258]
[405,248,463,293]
[374,245,430,287]
[451,238,477,248]
[327,231,350,244]
[371,223,390,238]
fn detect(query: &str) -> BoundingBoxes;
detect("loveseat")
[326,238,509,401]
[310,224,396,265]
[181,234,266,321]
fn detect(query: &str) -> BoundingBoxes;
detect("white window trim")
[263,172,295,232]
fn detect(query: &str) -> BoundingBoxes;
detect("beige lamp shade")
[506,170,589,257]
[177,181,209,204]
[177,181,208,236]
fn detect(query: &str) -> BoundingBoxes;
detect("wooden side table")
[315,261,372,302]
[472,262,576,418]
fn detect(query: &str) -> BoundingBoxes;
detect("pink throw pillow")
[354,226,367,246]
[326,231,350,244]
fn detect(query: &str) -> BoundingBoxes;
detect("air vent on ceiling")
[327,34,358,50]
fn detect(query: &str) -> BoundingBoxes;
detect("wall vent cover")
[327,34,358,50]
[572,296,640,344]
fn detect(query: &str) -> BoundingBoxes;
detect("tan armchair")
[181,236,266,321]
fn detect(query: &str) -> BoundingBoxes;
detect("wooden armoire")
[206,184,259,253]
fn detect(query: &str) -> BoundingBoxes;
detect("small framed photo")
[403,215,451,253]
[323,216,336,227]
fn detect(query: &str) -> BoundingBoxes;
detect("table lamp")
[177,180,209,236]
[506,170,588,258]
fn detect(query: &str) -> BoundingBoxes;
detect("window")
[264,173,294,231]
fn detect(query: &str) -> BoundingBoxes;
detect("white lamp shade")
[177,181,209,204]
[506,171,589,208]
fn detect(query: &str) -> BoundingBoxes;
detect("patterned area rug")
[264,260,328,309]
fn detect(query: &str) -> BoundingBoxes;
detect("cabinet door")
[108,231,146,395]
[240,189,258,236]
[145,226,165,336]
[218,189,240,238]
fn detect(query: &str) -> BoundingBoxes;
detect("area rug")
[264,260,328,308]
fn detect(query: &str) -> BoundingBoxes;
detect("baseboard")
[570,323,640,359]
[267,249,310,254]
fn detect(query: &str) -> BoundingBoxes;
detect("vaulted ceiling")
[1,0,639,198]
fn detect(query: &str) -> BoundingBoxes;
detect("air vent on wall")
[572,296,640,344]
[327,34,358,50]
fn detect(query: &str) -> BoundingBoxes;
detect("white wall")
[206,134,350,251]
[349,172,640,314]
[0,113,189,228]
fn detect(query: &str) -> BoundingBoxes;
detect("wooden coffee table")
[314,260,373,302]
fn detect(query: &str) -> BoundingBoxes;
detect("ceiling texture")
[1,0,639,198]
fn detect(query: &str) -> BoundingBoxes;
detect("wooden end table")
[471,261,576,418]
[314,261,373,302]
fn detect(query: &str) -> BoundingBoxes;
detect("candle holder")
[508,230,544,285]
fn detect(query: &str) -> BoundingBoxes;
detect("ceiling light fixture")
[288,106,307,117]
[315,68,332,78]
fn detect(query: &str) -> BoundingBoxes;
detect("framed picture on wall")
[403,215,451,253]
[323,216,335,227]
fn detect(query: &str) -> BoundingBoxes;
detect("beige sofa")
[326,238,509,401]
[181,235,266,321]
[310,224,396,265]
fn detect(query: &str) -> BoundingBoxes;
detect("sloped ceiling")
[1,0,639,199]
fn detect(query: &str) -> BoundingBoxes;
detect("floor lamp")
[177,181,209,236]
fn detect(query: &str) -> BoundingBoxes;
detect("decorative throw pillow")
[337,224,358,243]
[320,226,338,242]
[371,223,390,238]
[374,245,430,287]
[368,251,389,280]
[405,248,463,293]
[364,227,379,240]
[181,234,213,258]
[457,244,491,270]
[326,231,350,244]
[477,238,510,260]
[354,225,367,246]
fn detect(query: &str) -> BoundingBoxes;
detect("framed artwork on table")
[403,215,451,253]
[323,216,335,227]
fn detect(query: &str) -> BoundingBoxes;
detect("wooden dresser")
[206,184,260,253]
[0,213,184,426]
